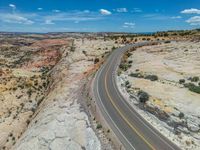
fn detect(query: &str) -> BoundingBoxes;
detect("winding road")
[93,42,181,150]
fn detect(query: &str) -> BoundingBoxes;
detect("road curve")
[93,42,181,150]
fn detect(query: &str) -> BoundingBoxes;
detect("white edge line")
[94,61,136,150]
[112,44,177,150]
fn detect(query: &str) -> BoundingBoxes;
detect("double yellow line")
[104,58,156,150]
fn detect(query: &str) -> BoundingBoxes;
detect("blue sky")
[0,0,200,32]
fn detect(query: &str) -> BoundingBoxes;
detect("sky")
[0,0,200,33]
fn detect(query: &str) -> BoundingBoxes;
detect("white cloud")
[99,9,112,15]
[38,8,43,10]
[52,9,60,13]
[83,10,90,13]
[44,11,103,24]
[124,22,135,26]
[171,16,182,19]
[181,8,200,14]
[123,25,129,28]
[0,13,34,24]
[186,16,200,25]
[132,8,142,13]
[116,8,128,13]
[123,22,135,28]
[45,20,55,25]
[9,4,16,9]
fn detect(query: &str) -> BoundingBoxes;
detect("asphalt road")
[93,42,181,150]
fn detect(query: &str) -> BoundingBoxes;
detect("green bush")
[128,60,133,64]
[96,123,102,129]
[184,83,200,94]
[179,112,184,119]
[125,81,130,86]
[138,91,149,103]
[119,63,131,71]
[144,75,158,81]
[179,79,185,84]
[129,72,143,78]
[191,76,199,82]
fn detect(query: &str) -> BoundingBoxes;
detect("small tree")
[138,91,149,103]
[178,112,184,119]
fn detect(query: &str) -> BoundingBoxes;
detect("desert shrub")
[189,85,200,94]
[125,81,130,86]
[128,60,133,64]
[82,50,87,55]
[184,83,200,94]
[125,81,131,88]
[112,46,116,50]
[27,89,32,98]
[26,119,30,125]
[144,75,158,81]
[96,123,102,129]
[119,63,130,71]
[129,72,141,78]
[94,58,99,64]
[137,91,149,103]
[34,80,38,86]
[31,107,36,113]
[12,87,17,91]
[184,82,194,88]
[179,112,184,119]
[179,79,185,84]
[42,82,47,88]
[142,38,146,41]
[147,38,151,41]
[164,41,171,43]
[191,76,199,82]
[126,52,132,57]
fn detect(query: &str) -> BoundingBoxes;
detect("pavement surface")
[93,42,181,150]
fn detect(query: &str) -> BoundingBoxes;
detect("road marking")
[104,54,156,150]
[111,44,177,150]
[111,76,177,150]
[95,69,136,150]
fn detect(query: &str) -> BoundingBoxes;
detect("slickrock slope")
[12,38,119,150]
[117,41,200,150]
[0,38,66,150]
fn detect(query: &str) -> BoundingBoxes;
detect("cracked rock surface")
[13,38,118,150]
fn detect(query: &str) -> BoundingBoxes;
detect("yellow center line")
[104,58,156,150]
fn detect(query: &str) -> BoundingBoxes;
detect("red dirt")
[31,39,69,48]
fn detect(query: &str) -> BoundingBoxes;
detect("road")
[93,42,181,150]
